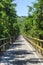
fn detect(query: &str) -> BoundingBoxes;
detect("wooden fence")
[24,35,43,56]
[0,36,15,52]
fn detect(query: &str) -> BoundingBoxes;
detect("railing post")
[0,40,2,52]
[2,45,5,51]
[25,36,43,56]
[1,40,5,51]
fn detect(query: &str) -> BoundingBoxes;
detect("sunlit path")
[0,35,43,65]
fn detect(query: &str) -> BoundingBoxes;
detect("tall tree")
[0,0,20,38]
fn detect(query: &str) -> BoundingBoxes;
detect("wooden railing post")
[24,36,43,56]
[0,37,12,52]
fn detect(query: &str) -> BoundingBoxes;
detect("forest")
[19,0,43,40]
[0,0,20,39]
[0,0,43,40]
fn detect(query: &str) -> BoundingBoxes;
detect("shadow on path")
[0,36,42,65]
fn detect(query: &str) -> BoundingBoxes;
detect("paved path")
[0,35,43,65]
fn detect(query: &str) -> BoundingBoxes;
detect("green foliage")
[22,17,32,34]
[13,23,20,36]
[0,0,20,38]
[21,0,43,39]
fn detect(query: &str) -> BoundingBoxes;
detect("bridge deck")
[0,35,43,65]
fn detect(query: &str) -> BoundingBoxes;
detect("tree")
[0,0,20,38]
[21,0,43,39]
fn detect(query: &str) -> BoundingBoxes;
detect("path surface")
[0,35,43,65]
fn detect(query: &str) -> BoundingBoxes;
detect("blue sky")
[14,0,36,16]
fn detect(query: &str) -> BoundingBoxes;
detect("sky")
[14,0,36,16]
